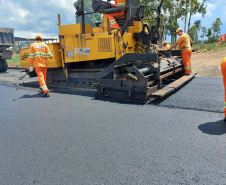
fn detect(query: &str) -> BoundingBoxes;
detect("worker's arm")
[28,45,34,71]
[169,42,178,50]
[46,46,53,59]
[168,35,183,51]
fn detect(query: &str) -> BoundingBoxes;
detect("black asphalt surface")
[0,76,226,185]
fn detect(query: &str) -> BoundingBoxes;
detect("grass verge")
[6,54,21,67]
[193,41,226,52]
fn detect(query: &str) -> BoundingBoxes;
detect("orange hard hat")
[162,40,167,44]
[176,28,183,33]
[35,33,43,39]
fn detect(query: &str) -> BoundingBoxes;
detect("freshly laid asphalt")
[0,76,226,185]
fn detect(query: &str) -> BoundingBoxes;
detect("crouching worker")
[28,33,53,97]
[162,41,170,50]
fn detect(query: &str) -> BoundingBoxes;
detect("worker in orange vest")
[107,0,126,29]
[221,57,226,121]
[28,33,52,97]
[168,28,193,75]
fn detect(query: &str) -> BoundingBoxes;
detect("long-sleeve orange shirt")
[28,41,52,67]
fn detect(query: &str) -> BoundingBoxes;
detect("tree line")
[73,0,223,44]
[140,0,223,44]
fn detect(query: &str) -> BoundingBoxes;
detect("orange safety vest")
[28,41,52,67]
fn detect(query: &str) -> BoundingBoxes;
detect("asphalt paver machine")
[20,0,195,103]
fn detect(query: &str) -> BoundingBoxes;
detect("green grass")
[6,54,21,67]
[193,41,226,51]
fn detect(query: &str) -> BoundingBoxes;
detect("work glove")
[29,65,34,72]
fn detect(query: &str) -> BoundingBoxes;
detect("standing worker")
[162,41,170,50]
[28,33,53,97]
[221,57,226,121]
[107,0,126,29]
[168,28,192,75]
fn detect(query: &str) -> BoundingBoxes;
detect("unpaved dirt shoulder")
[191,49,226,77]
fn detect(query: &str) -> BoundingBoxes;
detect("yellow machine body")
[58,19,143,64]
[20,43,62,69]
[20,16,143,69]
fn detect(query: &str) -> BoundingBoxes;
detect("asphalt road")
[0,72,226,185]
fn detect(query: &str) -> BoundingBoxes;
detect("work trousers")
[107,11,125,29]
[221,62,226,117]
[35,67,49,94]
[181,51,192,75]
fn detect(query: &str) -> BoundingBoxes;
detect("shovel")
[16,71,30,90]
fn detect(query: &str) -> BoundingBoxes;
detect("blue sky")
[186,0,226,36]
[0,0,225,40]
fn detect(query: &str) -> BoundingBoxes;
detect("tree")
[140,0,208,43]
[74,0,101,27]
[187,20,201,43]
[189,26,198,43]
[141,0,186,43]
[212,18,223,38]
[183,0,190,33]
[200,27,207,38]
[206,28,213,43]
[165,17,179,43]
[187,0,207,33]
[193,20,201,31]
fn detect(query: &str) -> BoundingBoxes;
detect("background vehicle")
[20,0,195,103]
[0,27,15,72]
[219,34,226,44]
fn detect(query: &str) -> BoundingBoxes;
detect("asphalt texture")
[0,75,226,185]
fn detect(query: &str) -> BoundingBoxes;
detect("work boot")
[224,117,226,122]
[42,92,50,97]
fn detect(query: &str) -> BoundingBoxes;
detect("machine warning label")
[75,48,90,55]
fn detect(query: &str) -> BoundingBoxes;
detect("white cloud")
[0,0,76,37]
[205,3,216,16]
[18,8,30,18]
[15,30,39,38]
[192,3,216,20]
[0,0,225,39]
